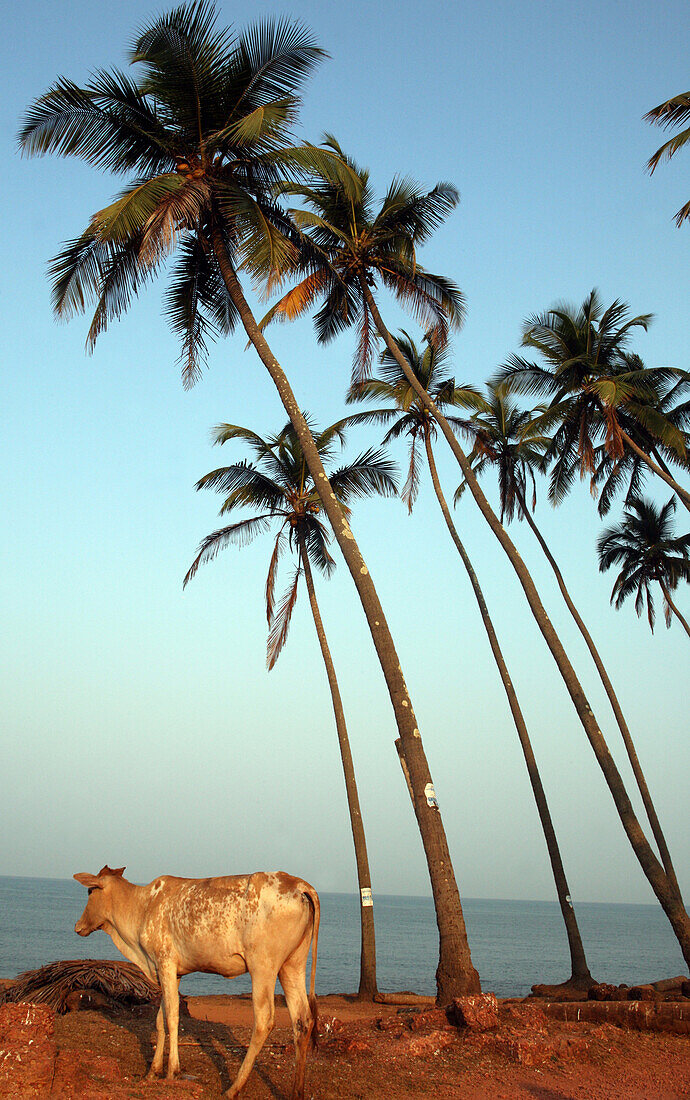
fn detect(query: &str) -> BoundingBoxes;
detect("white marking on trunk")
[424,783,438,808]
[360,888,373,907]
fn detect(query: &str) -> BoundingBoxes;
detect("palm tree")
[598,497,690,638]
[458,383,683,896]
[347,335,593,986]
[184,419,397,998]
[19,0,480,1000]
[645,92,690,225]
[263,146,690,965]
[592,358,690,518]
[496,291,690,510]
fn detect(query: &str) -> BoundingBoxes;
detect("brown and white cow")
[74,866,320,1099]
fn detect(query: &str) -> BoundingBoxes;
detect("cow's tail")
[303,884,320,1050]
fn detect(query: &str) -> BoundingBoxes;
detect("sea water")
[0,877,685,998]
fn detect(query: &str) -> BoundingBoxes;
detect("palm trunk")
[423,433,593,985]
[514,484,682,898]
[297,534,378,998]
[211,228,480,1002]
[360,277,690,966]
[660,580,690,638]
[619,429,690,512]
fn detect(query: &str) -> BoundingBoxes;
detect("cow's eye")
[87,888,94,895]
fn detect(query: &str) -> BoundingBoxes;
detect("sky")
[2,0,689,924]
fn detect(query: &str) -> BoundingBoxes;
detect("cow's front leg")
[158,961,181,1079]
[147,1001,166,1078]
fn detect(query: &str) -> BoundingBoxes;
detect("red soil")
[1,992,688,1099]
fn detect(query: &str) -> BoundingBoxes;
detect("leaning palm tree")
[645,91,690,226]
[598,496,690,638]
[263,145,690,965]
[458,383,682,896]
[19,0,479,1000]
[496,291,690,510]
[592,358,690,518]
[184,419,397,998]
[347,336,593,986]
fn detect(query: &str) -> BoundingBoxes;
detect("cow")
[74,866,320,1099]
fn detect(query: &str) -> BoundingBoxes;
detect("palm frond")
[266,565,301,668]
[328,447,399,504]
[303,518,336,576]
[265,527,287,623]
[184,514,273,586]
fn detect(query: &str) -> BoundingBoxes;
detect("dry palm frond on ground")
[0,959,160,1013]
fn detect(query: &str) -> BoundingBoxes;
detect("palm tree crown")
[345,331,481,510]
[592,355,690,515]
[645,91,690,225]
[597,496,690,632]
[494,290,689,506]
[452,384,550,524]
[18,0,332,387]
[260,136,466,381]
[184,418,397,665]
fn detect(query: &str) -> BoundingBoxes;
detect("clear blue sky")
[2,0,688,918]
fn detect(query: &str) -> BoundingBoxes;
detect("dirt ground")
[32,993,689,1100]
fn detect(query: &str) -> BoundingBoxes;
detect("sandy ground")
[37,992,689,1100]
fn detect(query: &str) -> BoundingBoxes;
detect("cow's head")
[73,865,126,936]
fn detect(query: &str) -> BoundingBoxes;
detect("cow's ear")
[74,872,102,889]
[112,867,126,878]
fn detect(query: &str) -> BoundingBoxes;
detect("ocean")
[0,876,685,998]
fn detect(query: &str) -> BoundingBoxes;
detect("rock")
[587,983,621,1001]
[450,993,499,1030]
[542,1000,690,1034]
[500,1004,549,1032]
[406,1008,452,1032]
[628,985,660,1001]
[502,1036,557,1065]
[407,1030,454,1057]
[681,981,690,999]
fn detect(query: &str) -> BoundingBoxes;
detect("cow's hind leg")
[279,961,315,1100]
[225,972,275,1099]
[147,1002,166,1079]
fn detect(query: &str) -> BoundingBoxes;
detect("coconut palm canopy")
[646,91,690,226]
[591,358,690,516]
[260,136,466,382]
[451,383,551,524]
[494,290,690,507]
[344,331,482,511]
[184,417,397,666]
[597,496,690,631]
[18,0,343,388]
